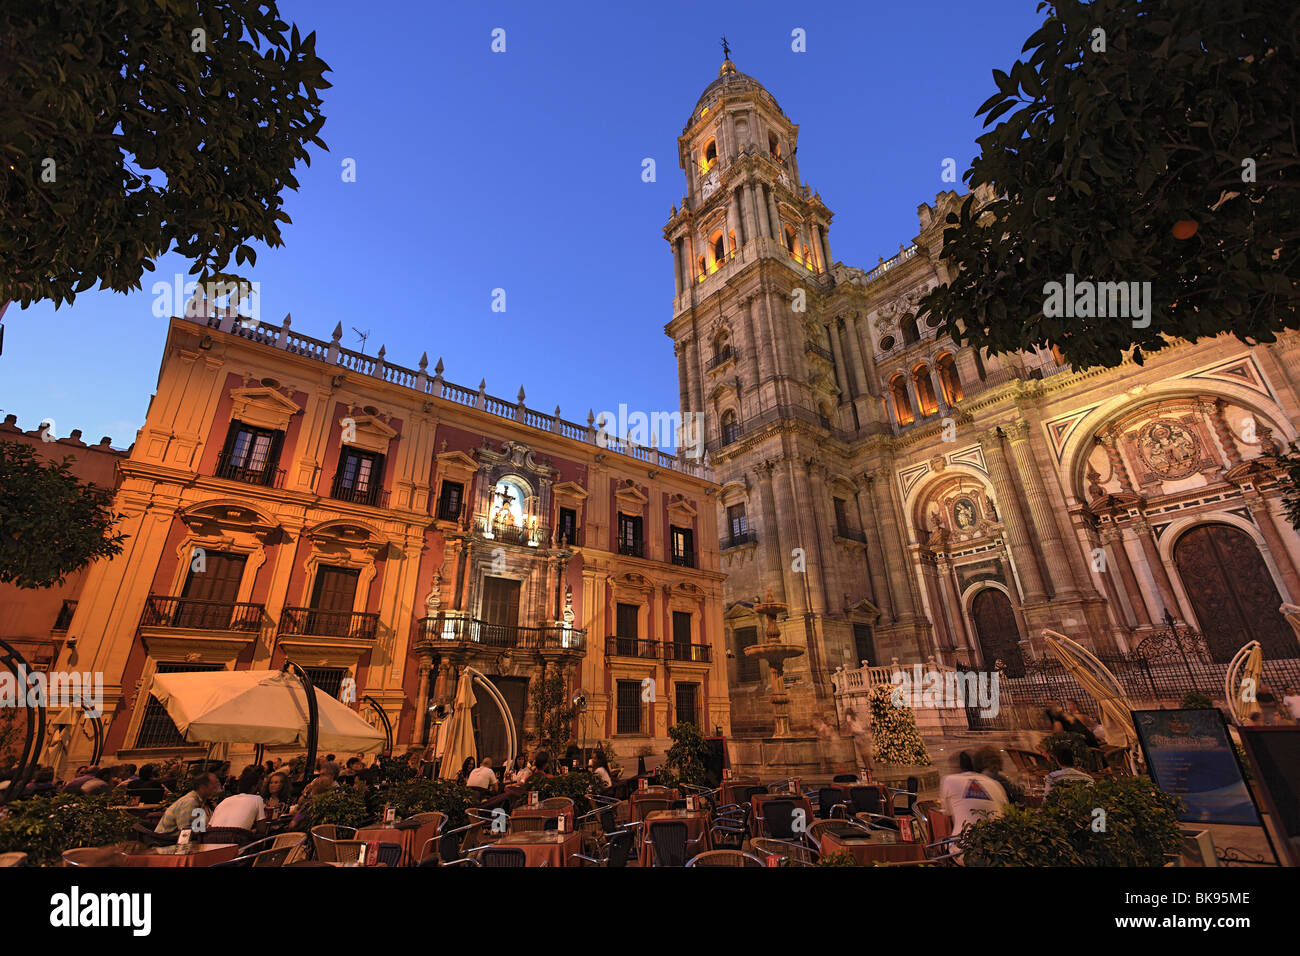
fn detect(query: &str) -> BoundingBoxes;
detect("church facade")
[665,59,1300,744]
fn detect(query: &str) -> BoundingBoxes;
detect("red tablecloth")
[750,794,815,837]
[122,843,240,867]
[819,831,926,865]
[639,809,712,865]
[356,819,442,867]
[510,806,575,832]
[628,789,679,822]
[491,830,582,867]
[718,781,765,807]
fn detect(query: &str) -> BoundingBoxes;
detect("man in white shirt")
[939,751,1009,835]
[1282,686,1300,722]
[209,772,267,831]
[466,757,498,792]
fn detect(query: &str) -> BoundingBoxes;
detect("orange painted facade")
[35,314,728,774]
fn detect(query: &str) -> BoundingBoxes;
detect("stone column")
[827,323,851,404]
[742,184,760,247]
[675,340,690,416]
[937,555,971,655]
[1100,525,1152,627]
[979,428,1048,603]
[818,223,833,270]
[767,189,782,243]
[742,296,764,387]
[854,478,893,622]
[672,242,683,296]
[1243,490,1300,601]
[755,460,791,604]
[1005,421,1080,600]
[868,464,920,621]
[794,457,832,615]
[929,365,949,415]
[727,193,741,254]
[843,313,871,400]
[920,559,954,651]
[1131,516,1183,620]
[414,647,434,743]
[752,184,771,239]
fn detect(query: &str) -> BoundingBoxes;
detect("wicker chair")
[643,819,697,867]
[373,841,403,867]
[476,846,528,868]
[198,826,258,846]
[686,850,765,867]
[423,820,488,866]
[807,819,871,854]
[238,831,308,863]
[572,828,637,867]
[540,797,574,812]
[754,798,801,840]
[311,825,358,862]
[752,837,816,865]
[0,852,27,867]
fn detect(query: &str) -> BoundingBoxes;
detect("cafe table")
[717,780,764,808]
[356,818,442,867]
[639,808,712,866]
[122,843,241,868]
[750,793,815,837]
[818,829,926,865]
[628,788,679,823]
[490,830,582,867]
[511,805,575,832]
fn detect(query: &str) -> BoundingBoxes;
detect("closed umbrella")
[1042,629,1137,756]
[438,671,477,780]
[1224,640,1263,725]
[149,669,385,752]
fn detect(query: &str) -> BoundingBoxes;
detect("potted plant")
[0,792,135,866]
[301,787,370,830]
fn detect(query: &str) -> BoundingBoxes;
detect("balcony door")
[309,565,360,636]
[480,576,521,647]
[177,551,246,629]
[616,602,640,656]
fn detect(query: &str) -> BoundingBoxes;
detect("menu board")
[1132,708,1259,826]
[1238,727,1300,866]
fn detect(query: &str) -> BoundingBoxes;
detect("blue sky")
[3,0,1045,449]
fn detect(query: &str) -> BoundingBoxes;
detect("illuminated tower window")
[702,139,718,172]
[912,364,939,417]
[890,375,914,427]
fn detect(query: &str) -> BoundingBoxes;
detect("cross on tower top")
[720,36,731,61]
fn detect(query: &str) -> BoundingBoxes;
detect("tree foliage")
[918,0,1299,369]
[0,442,125,589]
[0,0,330,308]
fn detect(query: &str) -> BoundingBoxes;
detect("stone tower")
[663,57,929,765]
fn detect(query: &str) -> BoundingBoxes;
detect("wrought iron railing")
[722,531,756,550]
[52,600,78,631]
[329,476,386,508]
[606,637,660,659]
[705,346,735,371]
[417,615,584,651]
[474,513,549,547]
[214,451,283,487]
[805,340,833,362]
[664,642,712,663]
[835,525,866,543]
[617,539,645,559]
[279,607,380,640]
[142,596,264,632]
[670,551,696,568]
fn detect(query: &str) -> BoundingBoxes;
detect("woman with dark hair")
[588,751,612,789]
[456,757,476,786]
[262,771,292,815]
[531,750,551,779]
[505,754,530,786]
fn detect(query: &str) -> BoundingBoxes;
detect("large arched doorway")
[1173,523,1298,661]
[969,588,1025,676]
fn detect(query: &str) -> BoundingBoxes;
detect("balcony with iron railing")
[606,637,660,660]
[722,531,757,550]
[329,475,387,508]
[418,615,584,652]
[835,524,866,543]
[214,451,284,488]
[141,595,265,632]
[617,539,646,559]
[705,346,736,372]
[279,607,380,641]
[474,513,549,548]
[52,599,78,632]
[670,551,696,568]
[805,340,833,363]
[664,642,712,663]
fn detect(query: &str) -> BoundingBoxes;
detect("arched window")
[973,347,987,381]
[937,353,964,405]
[768,132,781,160]
[913,364,939,417]
[970,588,1024,676]
[721,410,740,445]
[702,139,718,172]
[696,254,706,283]
[710,230,725,273]
[900,314,920,346]
[784,224,798,256]
[890,375,914,427]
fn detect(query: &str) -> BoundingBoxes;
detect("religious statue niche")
[1135,418,1202,481]
[486,476,543,547]
[951,496,978,531]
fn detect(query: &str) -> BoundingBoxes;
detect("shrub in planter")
[0,792,135,865]
[1181,691,1213,711]
[376,778,476,828]
[958,776,1184,867]
[301,787,370,830]
[525,770,604,815]
[372,753,416,786]
[664,722,708,788]
[1041,731,1096,771]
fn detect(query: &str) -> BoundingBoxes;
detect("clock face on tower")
[700,169,718,200]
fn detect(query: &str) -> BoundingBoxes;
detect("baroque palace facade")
[16,314,730,774]
[666,59,1300,747]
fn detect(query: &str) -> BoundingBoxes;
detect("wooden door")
[970,588,1025,676]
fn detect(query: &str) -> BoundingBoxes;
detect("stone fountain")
[730,590,855,777]
[745,590,805,738]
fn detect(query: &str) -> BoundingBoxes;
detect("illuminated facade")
[36,315,729,773]
[666,59,1300,763]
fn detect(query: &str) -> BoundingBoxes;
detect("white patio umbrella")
[1224,641,1263,725]
[149,669,385,752]
[438,671,477,780]
[1042,629,1138,768]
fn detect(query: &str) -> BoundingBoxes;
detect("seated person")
[155,772,220,835]
[939,751,1009,836]
[466,757,499,793]
[209,768,268,832]
[1044,744,1094,794]
[126,764,167,803]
